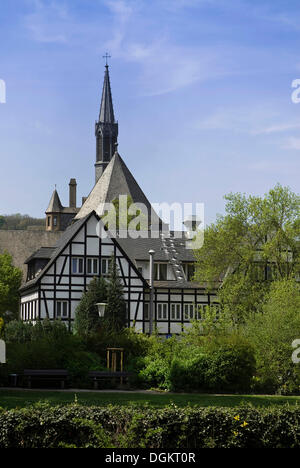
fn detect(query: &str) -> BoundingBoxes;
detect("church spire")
[99,65,115,124]
[95,61,119,184]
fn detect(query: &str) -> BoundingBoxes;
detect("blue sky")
[0,0,300,225]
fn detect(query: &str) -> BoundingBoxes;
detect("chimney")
[69,179,77,208]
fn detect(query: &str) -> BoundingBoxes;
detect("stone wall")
[0,230,62,283]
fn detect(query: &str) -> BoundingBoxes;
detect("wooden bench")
[23,369,69,389]
[88,371,132,390]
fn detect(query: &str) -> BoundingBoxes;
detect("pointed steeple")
[95,64,119,183]
[45,189,63,232]
[99,65,116,124]
[46,189,63,214]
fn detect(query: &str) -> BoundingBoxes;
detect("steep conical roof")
[46,189,63,213]
[76,152,161,227]
[99,65,115,124]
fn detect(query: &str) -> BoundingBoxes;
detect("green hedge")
[1,403,300,448]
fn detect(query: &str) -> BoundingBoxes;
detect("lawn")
[0,389,300,410]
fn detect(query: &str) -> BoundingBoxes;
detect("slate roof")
[75,152,162,228]
[46,190,63,213]
[99,65,116,124]
[25,247,56,264]
[153,281,210,289]
[117,235,196,264]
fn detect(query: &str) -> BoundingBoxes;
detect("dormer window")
[183,263,195,281]
[154,263,168,281]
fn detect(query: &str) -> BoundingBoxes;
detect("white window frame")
[72,257,84,275]
[171,303,181,321]
[101,258,110,276]
[184,303,195,321]
[144,303,149,320]
[154,263,168,281]
[157,303,168,320]
[87,257,99,275]
[56,301,68,319]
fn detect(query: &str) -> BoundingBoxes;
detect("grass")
[0,389,300,410]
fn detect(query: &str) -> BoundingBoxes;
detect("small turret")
[45,189,63,231]
[45,179,80,231]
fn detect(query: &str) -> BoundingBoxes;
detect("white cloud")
[126,42,229,96]
[103,0,231,96]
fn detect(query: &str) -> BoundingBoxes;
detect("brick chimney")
[69,179,77,208]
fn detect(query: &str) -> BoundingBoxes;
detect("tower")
[45,180,79,231]
[95,64,118,184]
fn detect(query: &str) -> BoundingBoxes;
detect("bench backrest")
[23,370,68,376]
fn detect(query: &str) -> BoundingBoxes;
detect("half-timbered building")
[19,63,218,336]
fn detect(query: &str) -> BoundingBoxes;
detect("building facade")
[20,65,217,335]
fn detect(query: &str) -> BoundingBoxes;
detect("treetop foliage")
[0,252,22,321]
[0,214,44,230]
[194,184,300,317]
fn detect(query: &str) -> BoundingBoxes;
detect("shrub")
[203,336,256,393]
[132,334,255,393]
[137,356,171,390]
[169,353,210,392]
[1,404,300,448]
[244,279,300,394]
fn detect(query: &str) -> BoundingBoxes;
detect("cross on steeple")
[103,53,111,66]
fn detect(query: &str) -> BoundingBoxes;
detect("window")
[57,301,68,319]
[211,303,221,320]
[72,257,84,274]
[138,267,143,276]
[171,303,181,321]
[101,258,110,276]
[53,216,58,227]
[195,304,205,320]
[184,304,195,320]
[154,263,168,281]
[144,303,149,320]
[184,263,195,281]
[47,216,51,227]
[87,258,99,275]
[157,303,168,320]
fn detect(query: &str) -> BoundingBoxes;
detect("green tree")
[194,184,300,319]
[0,214,44,230]
[74,277,107,337]
[105,257,127,332]
[243,279,300,394]
[0,252,22,321]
